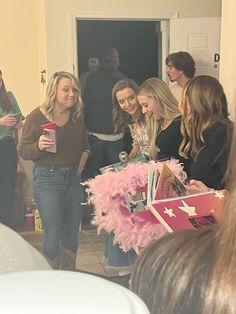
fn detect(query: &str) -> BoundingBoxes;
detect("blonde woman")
[19,72,90,270]
[137,78,187,167]
[180,75,232,190]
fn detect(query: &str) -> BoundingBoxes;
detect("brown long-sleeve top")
[18,107,89,168]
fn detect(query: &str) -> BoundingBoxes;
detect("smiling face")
[55,78,79,109]
[137,94,161,120]
[116,87,138,116]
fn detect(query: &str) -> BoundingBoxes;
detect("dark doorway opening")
[77,20,161,84]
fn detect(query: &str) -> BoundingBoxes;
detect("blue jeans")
[32,166,84,260]
[83,134,124,179]
[104,232,136,267]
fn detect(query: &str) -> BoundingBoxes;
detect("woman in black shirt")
[179,75,232,190]
[137,77,188,169]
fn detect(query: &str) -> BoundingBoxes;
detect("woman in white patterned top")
[112,79,149,158]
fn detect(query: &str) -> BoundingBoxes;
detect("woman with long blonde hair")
[137,78,187,167]
[180,75,232,190]
[19,71,90,270]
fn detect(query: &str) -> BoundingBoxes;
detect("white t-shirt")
[170,83,183,101]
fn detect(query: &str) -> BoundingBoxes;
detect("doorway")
[77,20,161,84]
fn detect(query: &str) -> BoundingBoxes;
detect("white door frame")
[70,12,178,81]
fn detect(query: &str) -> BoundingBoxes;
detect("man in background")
[83,47,126,178]
[83,48,136,270]
[80,56,100,96]
[166,51,195,100]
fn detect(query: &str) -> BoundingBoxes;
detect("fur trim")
[85,159,186,253]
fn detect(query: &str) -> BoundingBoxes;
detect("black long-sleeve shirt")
[156,118,231,189]
[156,116,189,170]
[188,122,232,189]
[84,69,125,134]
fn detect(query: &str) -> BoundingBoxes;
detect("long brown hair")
[112,79,144,134]
[180,75,231,159]
[130,123,236,314]
[130,228,214,314]
[0,70,12,112]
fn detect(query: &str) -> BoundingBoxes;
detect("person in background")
[112,79,149,159]
[79,56,100,96]
[130,122,236,314]
[19,71,90,270]
[180,75,232,191]
[166,51,195,100]
[83,47,126,179]
[137,77,188,170]
[0,70,24,227]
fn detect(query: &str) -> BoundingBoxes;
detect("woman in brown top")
[19,71,90,270]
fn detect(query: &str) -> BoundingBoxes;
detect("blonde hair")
[41,71,83,122]
[180,75,231,159]
[138,78,180,159]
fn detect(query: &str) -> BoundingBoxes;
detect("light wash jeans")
[105,232,136,267]
[84,134,124,178]
[32,166,83,260]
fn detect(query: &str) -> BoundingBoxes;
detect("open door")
[169,17,221,79]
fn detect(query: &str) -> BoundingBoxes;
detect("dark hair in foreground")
[130,124,236,314]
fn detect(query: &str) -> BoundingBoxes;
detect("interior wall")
[219,0,236,119]
[0,0,45,116]
[44,0,221,78]
[0,0,47,199]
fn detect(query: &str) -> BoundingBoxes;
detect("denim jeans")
[104,232,136,267]
[83,134,124,179]
[32,166,84,260]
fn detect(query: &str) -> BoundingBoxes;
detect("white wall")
[219,0,236,119]
[0,0,46,116]
[44,0,221,78]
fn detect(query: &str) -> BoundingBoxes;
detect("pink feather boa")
[85,159,186,253]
